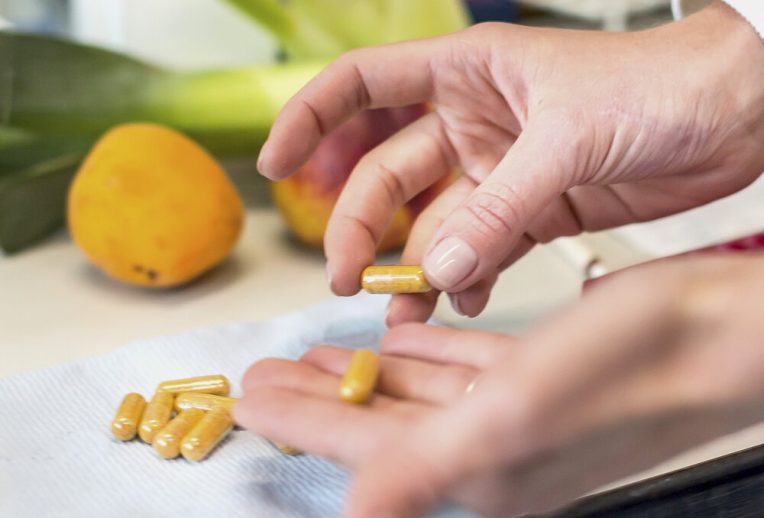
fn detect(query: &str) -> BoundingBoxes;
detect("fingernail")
[423,237,478,290]
[450,294,466,316]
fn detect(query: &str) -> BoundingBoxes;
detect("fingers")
[240,358,406,412]
[386,175,476,326]
[422,120,567,292]
[448,270,498,317]
[324,112,455,295]
[347,408,482,518]
[234,386,399,466]
[301,345,479,405]
[380,322,515,370]
[258,38,450,180]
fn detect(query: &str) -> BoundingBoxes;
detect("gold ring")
[464,375,480,396]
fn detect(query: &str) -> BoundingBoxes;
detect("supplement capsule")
[361,265,431,294]
[156,374,230,396]
[180,407,233,462]
[153,408,205,459]
[339,349,380,404]
[111,393,146,441]
[274,443,302,456]
[138,391,175,444]
[174,393,237,413]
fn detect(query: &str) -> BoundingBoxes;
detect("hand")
[258,2,764,325]
[235,253,764,516]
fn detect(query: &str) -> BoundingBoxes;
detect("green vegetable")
[0,0,469,253]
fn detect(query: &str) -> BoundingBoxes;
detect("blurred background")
[0,0,675,69]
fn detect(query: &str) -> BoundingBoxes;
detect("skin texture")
[258,2,764,324]
[235,254,764,517]
[243,2,764,516]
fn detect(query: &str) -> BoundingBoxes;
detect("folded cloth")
[0,293,435,518]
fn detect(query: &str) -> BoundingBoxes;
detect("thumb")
[422,122,568,292]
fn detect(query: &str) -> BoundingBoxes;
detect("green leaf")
[0,150,83,253]
[2,31,324,157]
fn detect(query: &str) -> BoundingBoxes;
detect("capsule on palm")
[138,391,174,444]
[111,393,146,441]
[361,265,431,294]
[339,349,380,404]
[174,393,237,413]
[274,443,302,456]
[153,408,206,459]
[156,374,230,396]
[180,407,233,462]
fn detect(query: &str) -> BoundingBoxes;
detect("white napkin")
[612,174,764,257]
[0,294,467,518]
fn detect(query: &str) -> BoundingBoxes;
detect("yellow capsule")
[174,392,237,413]
[339,349,380,404]
[153,408,206,459]
[111,393,146,441]
[180,407,233,462]
[274,443,302,456]
[361,265,431,294]
[138,391,175,444]
[156,374,230,396]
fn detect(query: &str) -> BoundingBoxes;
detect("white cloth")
[673,0,764,41]
[722,0,764,40]
[0,294,469,518]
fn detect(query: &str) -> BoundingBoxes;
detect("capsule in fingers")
[339,349,380,404]
[361,265,431,294]
[153,408,206,459]
[156,374,230,396]
[138,391,175,444]
[111,393,146,441]
[180,407,233,462]
[174,393,237,413]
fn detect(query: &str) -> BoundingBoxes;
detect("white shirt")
[672,0,764,41]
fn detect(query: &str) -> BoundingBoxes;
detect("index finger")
[257,38,447,180]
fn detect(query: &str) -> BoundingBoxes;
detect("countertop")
[3,206,764,498]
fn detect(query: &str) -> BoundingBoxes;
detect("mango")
[67,123,244,287]
[271,105,453,251]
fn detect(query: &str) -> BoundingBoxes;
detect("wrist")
[688,1,764,170]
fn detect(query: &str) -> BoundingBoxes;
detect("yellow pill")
[175,393,237,412]
[274,443,302,456]
[180,407,233,462]
[111,393,146,441]
[156,374,230,396]
[153,408,206,459]
[361,265,431,294]
[339,349,380,404]
[138,391,175,444]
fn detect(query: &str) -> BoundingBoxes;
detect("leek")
[0,0,470,253]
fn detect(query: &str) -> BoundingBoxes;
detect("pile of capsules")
[109,263,418,461]
[110,348,381,461]
[110,374,237,461]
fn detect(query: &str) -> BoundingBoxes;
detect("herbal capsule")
[174,393,237,413]
[339,349,380,404]
[153,408,205,459]
[111,393,146,441]
[180,407,233,462]
[138,391,175,444]
[156,374,230,396]
[360,265,431,294]
[275,443,302,456]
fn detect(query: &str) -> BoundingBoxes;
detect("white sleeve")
[672,0,764,42]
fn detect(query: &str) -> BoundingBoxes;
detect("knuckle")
[463,183,525,239]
